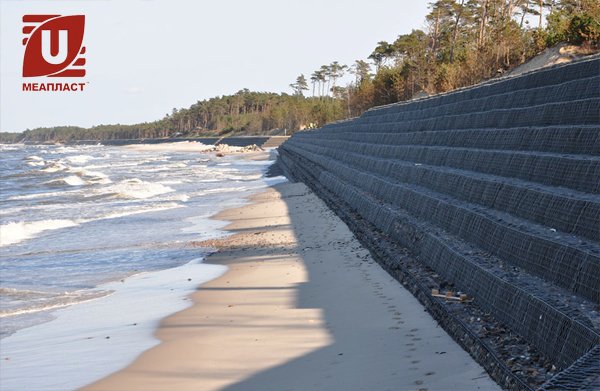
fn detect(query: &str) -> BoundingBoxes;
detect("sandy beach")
[83,181,500,391]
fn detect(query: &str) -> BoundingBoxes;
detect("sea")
[0,142,285,390]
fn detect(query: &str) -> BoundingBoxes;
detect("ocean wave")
[0,219,79,247]
[126,141,214,152]
[8,190,80,201]
[103,179,175,199]
[46,175,88,186]
[64,155,94,164]
[0,144,24,151]
[157,180,184,185]
[40,162,67,173]
[160,194,189,202]
[98,202,184,220]
[53,147,79,154]
[27,160,46,167]
[187,186,249,198]
[0,288,111,318]
[0,202,184,247]
[68,168,108,178]
[81,161,140,170]
[0,287,56,299]
[229,174,263,181]
[25,155,44,161]
[68,168,111,184]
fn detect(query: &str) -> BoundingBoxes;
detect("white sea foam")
[230,173,263,181]
[187,186,250,198]
[103,179,175,199]
[81,161,140,170]
[0,260,227,391]
[8,190,79,201]
[25,155,43,161]
[46,175,88,186]
[169,194,190,202]
[97,203,184,220]
[157,180,184,185]
[68,168,111,184]
[26,160,46,167]
[53,147,78,154]
[0,144,23,151]
[40,162,67,173]
[65,155,94,164]
[0,288,111,318]
[126,141,214,152]
[69,168,108,178]
[0,203,184,247]
[0,219,79,247]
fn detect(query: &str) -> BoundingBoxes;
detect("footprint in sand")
[411,360,420,364]
[425,371,435,376]
[415,380,424,385]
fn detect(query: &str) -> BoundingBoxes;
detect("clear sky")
[0,0,429,133]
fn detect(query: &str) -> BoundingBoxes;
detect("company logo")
[22,14,86,78]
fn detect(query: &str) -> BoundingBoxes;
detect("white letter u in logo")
[41,30,68,64]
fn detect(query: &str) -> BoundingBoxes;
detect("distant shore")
[83,181,499,391]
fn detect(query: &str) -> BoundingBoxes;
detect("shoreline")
[83,182,500,391]
[0,147,281,391]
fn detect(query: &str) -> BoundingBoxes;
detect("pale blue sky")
[1,0,429,132]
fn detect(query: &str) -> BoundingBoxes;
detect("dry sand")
[83,182,500,391]
[507,43,598,76]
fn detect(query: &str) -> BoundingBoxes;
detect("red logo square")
[22,15,86,77]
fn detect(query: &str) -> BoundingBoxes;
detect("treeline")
[5,91,344,143]
[166,89,343,136]
[2,0,597,143]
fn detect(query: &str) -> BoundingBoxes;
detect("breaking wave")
[0,288,111,318]
[0,219,79,247]
[46,175,88,186]
[102,179,175,199]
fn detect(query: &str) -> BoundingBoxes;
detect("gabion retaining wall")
[278,57,600,390]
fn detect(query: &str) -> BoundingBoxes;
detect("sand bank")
[83,182,500,391]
